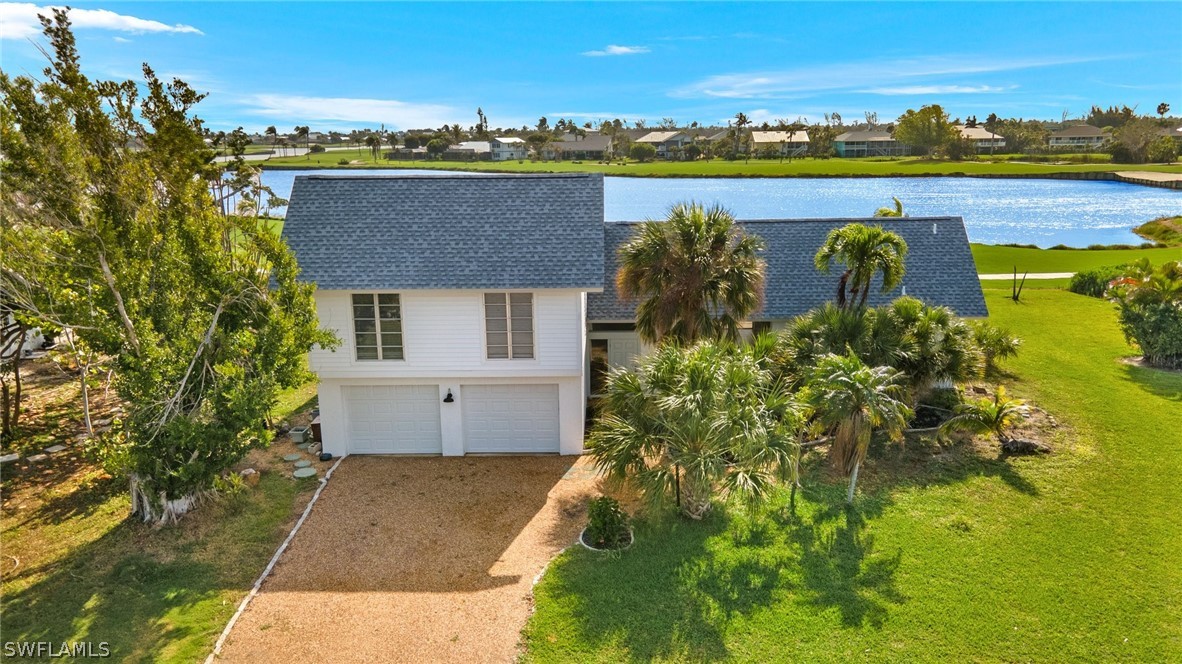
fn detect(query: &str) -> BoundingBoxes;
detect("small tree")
[1110,260,1182,368]
[970,320,1022,374]
[426,137,448,160]
[805,353,911,504]
[629,142,657,163]
[588,342,803,519]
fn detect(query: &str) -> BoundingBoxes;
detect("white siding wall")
[311,289,589,457]
[311,289,585,378]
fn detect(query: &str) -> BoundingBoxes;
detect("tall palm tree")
[617,203,766,344]
[805,353,912,503]
[293,125,310,158]
[814,223,908,308]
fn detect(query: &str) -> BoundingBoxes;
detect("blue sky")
[2,2,1179,132]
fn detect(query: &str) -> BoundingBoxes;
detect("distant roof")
[554,134,612,151]
[636,130,684,143]
[1051,124,1107,138]
[751,130,811,144]
[449,141,490,153]
[588,217,987,321]
[835,130,896,142]
[492,136,525,144]
[283,174,605,290]
[956,126,1002,140]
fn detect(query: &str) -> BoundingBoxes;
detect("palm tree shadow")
[1119,362,1182,403]
[777,503,906,628]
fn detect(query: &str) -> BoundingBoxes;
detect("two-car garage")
[342,384,562,455]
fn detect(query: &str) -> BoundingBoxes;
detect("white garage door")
[345,385,442,454]
[462,384,560,453]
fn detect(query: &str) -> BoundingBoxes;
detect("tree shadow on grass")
[1,474,297,663]
[778,502,906,629]
[1119,362,1182,403]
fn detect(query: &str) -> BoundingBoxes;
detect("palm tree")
[264,125,277,147]
[805,353,912,503]
[874,197,905,217]
[940,385,1028,451]
[814,223,908,308]
[588,342,803,519]
[293,125,310,158]
[733,112,751,161]
[617,203,766,344]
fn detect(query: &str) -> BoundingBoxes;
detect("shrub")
[308,144,326,153]
[1111,260,1182,368]
[970,320,1022,372]
[1068,265,1127,298]
[628,142,657,163]
[584,496,631,549]
[336,158,348,165]
[1147,136,1178,164]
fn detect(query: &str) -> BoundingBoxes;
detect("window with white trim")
[484,292,534,359]
[352,293,403,360]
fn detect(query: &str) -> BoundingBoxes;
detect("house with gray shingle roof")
[283,173,985,456]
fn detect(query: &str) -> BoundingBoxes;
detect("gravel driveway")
[217,455,599,663]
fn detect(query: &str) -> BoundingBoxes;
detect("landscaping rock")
[1002,438,1052,455]
[240,468,260,486]
[292,467,317,479]
[282,453,303,462]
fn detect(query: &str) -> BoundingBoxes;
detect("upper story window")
[484,292,534,359]
[352,293,403,360]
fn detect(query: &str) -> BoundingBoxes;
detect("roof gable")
[283,174,605,291]
[589,217,987,321]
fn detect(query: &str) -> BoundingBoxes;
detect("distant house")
[1049,125,1109,150]
[956,125,1006,152]
[490,137,527,161]
[444,141,491,161]
[307,132,327,143]
[833,130,912,157]
[750,130,810,157]
[545,133,613,160]
[635,131,692,159]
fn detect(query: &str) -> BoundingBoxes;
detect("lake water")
[259,169,1182,247]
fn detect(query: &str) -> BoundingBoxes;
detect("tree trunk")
[79,357,93,435]
[846,460,861,503]
[836,271,851,307]
[680,474,713,519]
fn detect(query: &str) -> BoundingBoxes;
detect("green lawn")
[971,243,1182,274]
[260,152,1182,177]
[524,288,1182,662]
[0,380,319,663]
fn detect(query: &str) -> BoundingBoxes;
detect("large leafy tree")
[894,104,958,156]
[805,353,911,503]
[617,203,766,344]
[0,11,336,523]
[587,342,803,519]
[814,223,908,309]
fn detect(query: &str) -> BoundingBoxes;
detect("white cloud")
[859,85,1015,96]
[112,36,130,43]
[243,94,458,129]
[582,44,650,57]
[0,3,202,40]
[674,55,1112,99]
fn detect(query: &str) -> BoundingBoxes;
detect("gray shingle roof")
[283,174,605,290]
[588,217,987,321]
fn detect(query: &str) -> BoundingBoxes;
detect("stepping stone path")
[44,445,67,453]
[294,460,312,468]
[26,454,48,463]
[0,453,19,464]
[292,467,317,479]
[282,453,303,462]
[296,442,310,450]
